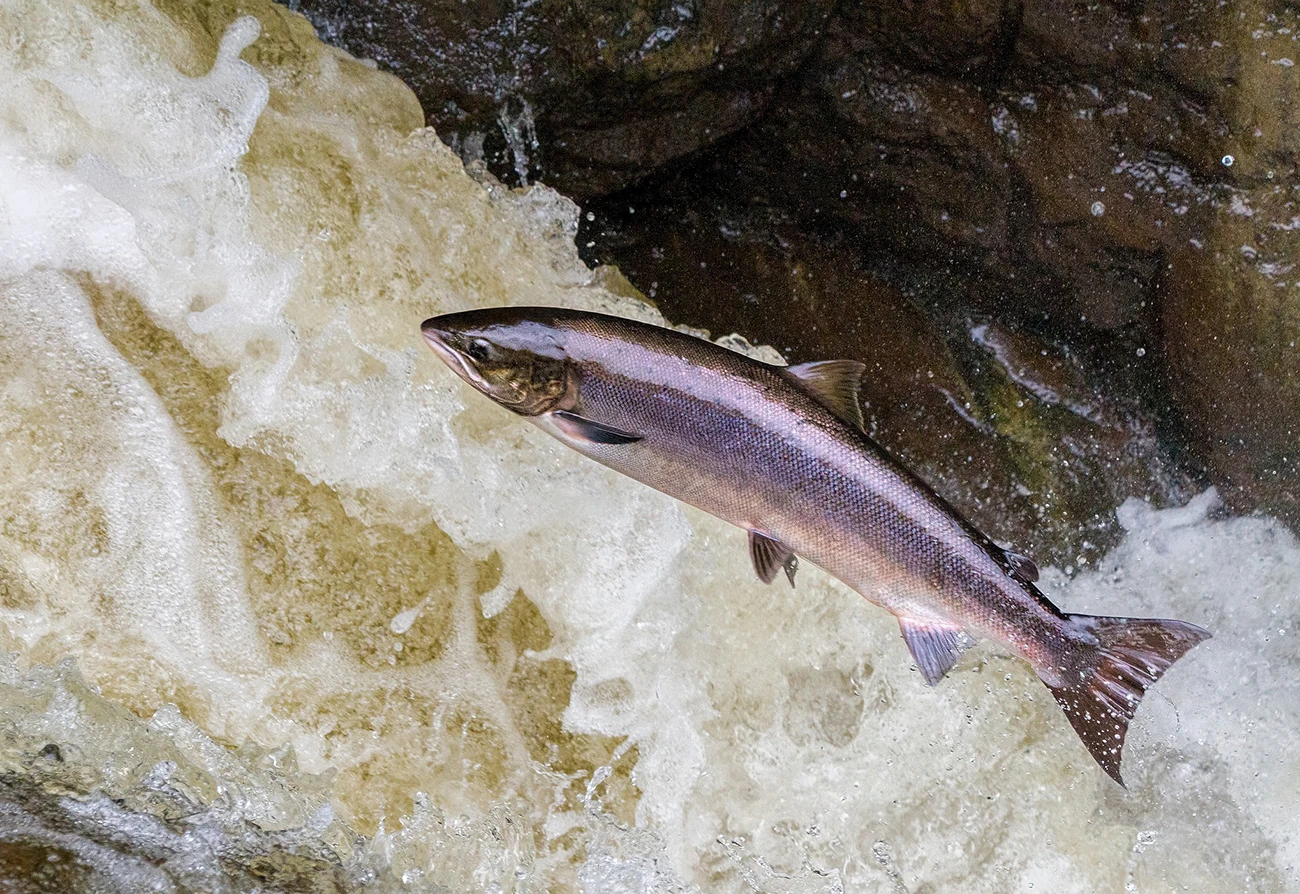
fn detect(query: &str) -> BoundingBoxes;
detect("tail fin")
[1041,615,1210,786]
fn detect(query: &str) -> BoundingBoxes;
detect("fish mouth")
[421,318,476,382]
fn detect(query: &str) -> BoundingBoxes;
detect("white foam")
[0,271,270,729]
[0,2,1296,891]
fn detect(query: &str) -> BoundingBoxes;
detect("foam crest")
[0,272,267,722]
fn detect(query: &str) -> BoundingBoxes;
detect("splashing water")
[498,96,540,185]
[0,2,1297,891]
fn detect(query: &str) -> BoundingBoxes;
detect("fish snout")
[420,318,472,380]
[420,317,450,348]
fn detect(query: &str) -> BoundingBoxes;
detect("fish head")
[421,308,574,416]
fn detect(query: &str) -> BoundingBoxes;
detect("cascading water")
[0,1,1296,891]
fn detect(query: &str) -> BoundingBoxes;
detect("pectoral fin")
[550,411,642,445]
[898,618,974,685]
[783,360,867,430]
[748,531,798,587]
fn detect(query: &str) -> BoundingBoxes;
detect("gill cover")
[421,316,573,416]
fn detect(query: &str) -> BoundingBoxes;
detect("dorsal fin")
[784,360,866,430]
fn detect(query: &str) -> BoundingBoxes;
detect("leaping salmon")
[420,306,1209,785]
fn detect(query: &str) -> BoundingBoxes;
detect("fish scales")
[560,321,1061,649]
[421,306,1210,785]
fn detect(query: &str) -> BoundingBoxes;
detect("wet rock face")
[1162,188,1300,528]
[294,0,836,195]
[581,200,1195,565]
[1151,5,1300,527]
[297,0,1300,532]
[716,5,1222,330]
[848,0,1015,79]
[584,0,1300,530]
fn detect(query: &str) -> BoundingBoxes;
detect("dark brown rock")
[1014,0,1157,81]
[1163,235,1300,526]
[293,0,837,196]
[698,9,1228,331]
[295,0,1300,533]
[1153,2,1300,526]
[842,0,1016,79]
[596,0,1300,530]
[581,203,1194,564]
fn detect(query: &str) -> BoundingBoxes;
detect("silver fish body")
[421,306,1209,784]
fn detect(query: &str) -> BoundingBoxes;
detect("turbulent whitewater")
[0,1,1296,891]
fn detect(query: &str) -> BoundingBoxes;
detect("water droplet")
[1222,154,1235,167]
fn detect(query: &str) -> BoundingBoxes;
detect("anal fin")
[748,531,798,587]
[898,618,974,685]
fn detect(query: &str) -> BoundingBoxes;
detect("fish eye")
[466,338,493,363]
